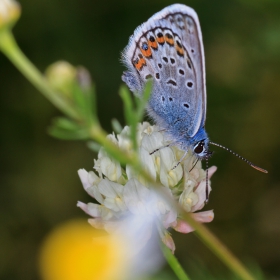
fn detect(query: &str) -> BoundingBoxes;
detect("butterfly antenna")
[205,156,209,203]
[209,142,268,173]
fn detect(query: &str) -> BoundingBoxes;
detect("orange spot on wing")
[165,36,174,46]
[140,47,152,58]
[134,57,146,71]
[148,40,158,50]
[176,45,184,57]
[156,36,165,44]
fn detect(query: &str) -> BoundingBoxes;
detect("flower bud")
[45,61,77,99]
[0,0,20,31]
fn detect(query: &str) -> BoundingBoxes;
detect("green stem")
[0,30,80,120]
[89,124,141,167]
[161,243,190,280]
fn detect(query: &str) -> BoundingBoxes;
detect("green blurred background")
[1,0,280,279]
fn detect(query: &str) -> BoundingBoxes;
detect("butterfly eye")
[194,141,205,155]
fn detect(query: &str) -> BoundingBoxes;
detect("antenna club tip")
[252,165,268,174]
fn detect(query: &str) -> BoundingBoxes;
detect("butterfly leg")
[149,144,171,155]
[172,149,189,170]
[189,158,199,172]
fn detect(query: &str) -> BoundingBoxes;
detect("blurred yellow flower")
[39,219,129,280]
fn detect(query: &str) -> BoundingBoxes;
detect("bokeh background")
[1,0,280,279]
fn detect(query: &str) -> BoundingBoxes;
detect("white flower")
[78,122,217,253]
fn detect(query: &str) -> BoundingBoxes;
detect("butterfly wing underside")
[122,4,206,138]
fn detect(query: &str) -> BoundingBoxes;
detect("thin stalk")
[89,124,141,167]
[161,243,190,280]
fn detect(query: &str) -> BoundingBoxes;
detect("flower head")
[78,122,216,254]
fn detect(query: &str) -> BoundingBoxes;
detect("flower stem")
[161,243,191,280]
[0,30,80,120]
[89,124,141,167]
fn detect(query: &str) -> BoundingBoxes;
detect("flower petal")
[141,131,164,153]
[191,166,217,212]
[139,147,157,180]
[123,179,150,214]
[159,147,183,188]
[77,201,113,219]
[77,169,91,190]
[162,209,177,229]
[173,219,194,234]
[117,126,132,151]
[99,157,122,182]
[161,232,175,254]
[192,210,214,223]
[98,179,121,198]
[173,210,214,234]
[86,185,104,204]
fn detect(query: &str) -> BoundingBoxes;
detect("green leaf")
[120,81,152,151]
[119,85,138,150]
[48,126,89,140]
[72,68,99,127]
[87,141,101,152]
[111,118,123,134]
[119,85,136,126]
[48,117,89,140]
[51,117,80,130]
[136,80,152,121]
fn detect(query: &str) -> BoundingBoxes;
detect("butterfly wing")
[122,4,206,139]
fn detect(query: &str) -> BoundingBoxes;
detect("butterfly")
[121,4,267,200]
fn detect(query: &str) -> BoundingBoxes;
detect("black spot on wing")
[167,79,177,87]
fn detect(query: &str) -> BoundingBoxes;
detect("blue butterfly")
[121,4,267,200]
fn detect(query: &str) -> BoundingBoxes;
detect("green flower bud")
[45,61,77,99]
